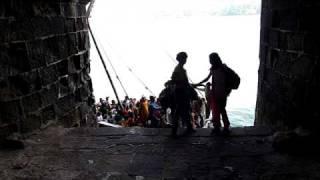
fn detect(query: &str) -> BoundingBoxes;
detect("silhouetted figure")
[194,53,240,134]
[149,96,161,128]
[138,96,149,127]
[170,52,195,137]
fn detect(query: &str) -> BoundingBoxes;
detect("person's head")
[209,52,222,68]
[150,96,155,102]
[176,52,188,65]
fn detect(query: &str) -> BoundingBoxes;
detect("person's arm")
[195,86,205,92]
[192,72,212,87]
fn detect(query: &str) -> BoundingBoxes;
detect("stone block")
[58,108,81,127]
[29,17,52,38]
[286,32,304,51]
[75,85,90,102]
[60,3,77,18]
[75,18,85,31]
[278,9,299,30]
[68,57,78,74]
[77,31,90,51]
[289,54,316,80]
[58,76,70,98]
[77,4,86,17]
[22,93,42,113]
[268,29,279,49]
[49,17,65,35]
[7,42,31,73]
[274,51,297,76]
[41,83,58,107]
[269,0,300,10]
[31,2,61,17]
[0,100,22,124]
[304,33,320,55]
[26,40,47,69]
[0,2,5,18]
[56,59,69,76]
[55,94,76,117]
[8,70,41,96]
[83,51,90,65]
[44,35,69,64]
[260,8,272,28]
[65,18,76,33]
[271,10,280,28]
[299,7,320,32]
[40,105,56,125]
[40,64,58,86]
[2,0,33,18]
[72,54,84,70]
[70,73,81,88]
[0,80,12,102]
[21,113,41,133]
[10,19,35,41]
[67,33,79,55]
[265,49,279,69]
[0,19,10,43]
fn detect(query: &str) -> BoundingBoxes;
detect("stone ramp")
[1,127,320,180]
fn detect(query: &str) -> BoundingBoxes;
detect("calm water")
[89,13,260,127]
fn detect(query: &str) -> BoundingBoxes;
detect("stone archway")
[1,0,320,141]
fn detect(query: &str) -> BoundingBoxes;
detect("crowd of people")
[95,51,240,137]
[95,95,210,129]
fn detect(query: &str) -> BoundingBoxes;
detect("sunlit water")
[89,10,260,127]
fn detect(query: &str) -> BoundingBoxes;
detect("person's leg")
[221,109,230,129]
[199,114,204,128]
[182,106,193,130]
[220,98,230,129]
[211,97,221,128]
[171,108,179,137]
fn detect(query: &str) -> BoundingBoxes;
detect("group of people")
[166,52,240,137]
[95,95,209,129]
[95,96,161,128]
[95,51,239,137]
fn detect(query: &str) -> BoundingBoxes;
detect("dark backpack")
[223,64,240,90]
[158,81,175,109]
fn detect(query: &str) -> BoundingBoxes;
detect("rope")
[127,66,155,96]
[99,39,156,97]
[96,38,129,97]
[88,23,123,110]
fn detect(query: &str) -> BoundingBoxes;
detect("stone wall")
[256,0,320,130]
[0,0,95,139]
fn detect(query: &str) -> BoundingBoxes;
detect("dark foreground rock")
[1,126,320,180]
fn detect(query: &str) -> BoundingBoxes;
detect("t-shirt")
[211,66,227,99]
[171,64,189,88]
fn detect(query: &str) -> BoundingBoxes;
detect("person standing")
[194,53,238,134]
[171,52,195,137]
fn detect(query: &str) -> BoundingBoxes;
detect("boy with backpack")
[193,52,240,134]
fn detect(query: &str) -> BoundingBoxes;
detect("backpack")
[223,64,240,90]
[158,81,175,109]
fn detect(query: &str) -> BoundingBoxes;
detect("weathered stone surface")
[256,0,320,131]
[1,127,320,179]
[0,0,94,140]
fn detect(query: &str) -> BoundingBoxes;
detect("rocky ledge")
[1,126,320,180]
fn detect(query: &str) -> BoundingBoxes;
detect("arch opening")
[88,0,262,128]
